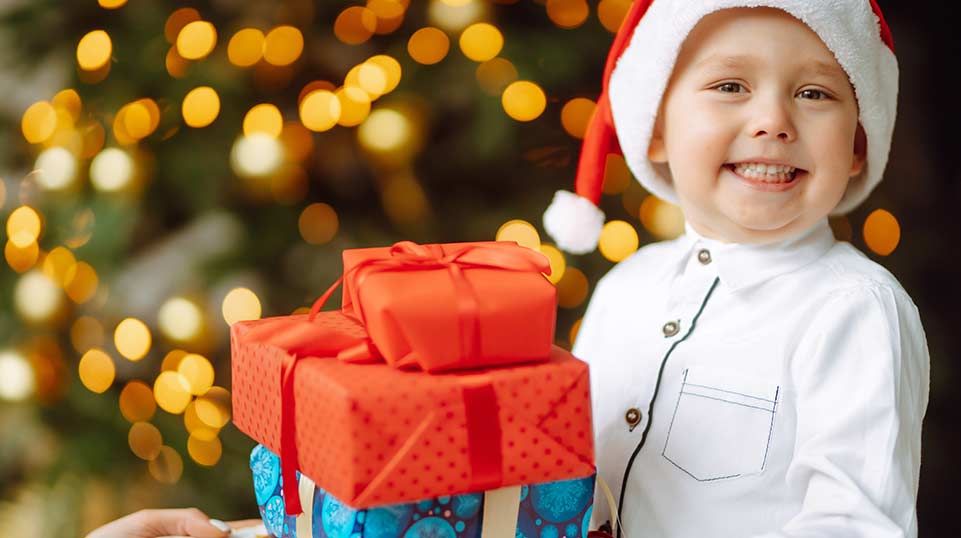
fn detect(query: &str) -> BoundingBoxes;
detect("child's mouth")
[724,163,806,192]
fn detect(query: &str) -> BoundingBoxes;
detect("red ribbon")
[271,241,548,515]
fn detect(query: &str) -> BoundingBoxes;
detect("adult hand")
[85,508,231,538]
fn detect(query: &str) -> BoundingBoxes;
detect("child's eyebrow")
[694,53,848,84]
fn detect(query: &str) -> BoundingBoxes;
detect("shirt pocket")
[661,366,780,481]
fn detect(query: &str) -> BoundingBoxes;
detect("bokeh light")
[429,0,485,31]
[15,270,62,323]
[299,203,339,245]
[64,262,99,304]
[602,154,632,194]
[0,350,35,402]
[336,86,372,127]
[195,387,231,429]
[230,133,284,178]
[182,86,220,128]
[187,434,222,466]
[90,148,134,192]
[335,6,377,45]
[164,8,201,44]
[556,267,588,308]
[546,0,590,29]
[299,90,341,132]
[153,371,192,414]
[502,81,547,122]
[222,287,262,326]
[495,219,541,250]
[35,147,78,191]
[228,28,265,67]
[358,108,412,154]
[158,297,203,342]
[459,23,503,62]
[78,348,115,394]
[161,349,188,372]
[21,101,58,144]
[366,55,402,95]
[71,316,105,354]
[76,30,112,71]
[539,244,566,284]
[176,20,217,60]
[98,0,128,8]
[263,25,303,66]
[569,318,582,347]
[597,0,632,32]
[863,208,901,256]
[408,27,450,65]
[128,422,163,460]
[177,353,214,396]
[42,246,76,286]
[184,400,219,440]
[6,241,39,274]
[561,98,596,139]
[639,195,685,240]
[7,206,42,248]
[598,220,639,262]
[148,446,184,484]
[114,317,151,361]
[243,104,283,137]
[119,381,157,423]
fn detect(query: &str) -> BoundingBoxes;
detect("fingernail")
[209,519,231,532]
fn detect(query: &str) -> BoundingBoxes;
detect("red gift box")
[310,241,557,373]
[231,311,594,512]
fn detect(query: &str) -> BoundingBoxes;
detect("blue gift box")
[250,444,596,538]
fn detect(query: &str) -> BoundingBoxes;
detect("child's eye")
[715,82,744,93]
[798,89,831,101]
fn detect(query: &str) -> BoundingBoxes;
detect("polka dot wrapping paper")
[231,315,595,510]
[250,444,596,538]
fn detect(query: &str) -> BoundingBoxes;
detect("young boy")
[543,1,930,537]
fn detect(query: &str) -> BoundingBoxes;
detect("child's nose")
[747,98,797,142]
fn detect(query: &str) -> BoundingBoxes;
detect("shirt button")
[697,248,712,265]
[662,320,680,337]
[625,408,642,428]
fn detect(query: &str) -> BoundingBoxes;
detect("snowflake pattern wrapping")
[250,445,595,538]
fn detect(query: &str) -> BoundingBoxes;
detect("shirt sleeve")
[750,284,930,538]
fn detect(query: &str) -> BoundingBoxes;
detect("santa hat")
[543,0,898,254]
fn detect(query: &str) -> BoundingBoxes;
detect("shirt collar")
[680,218,837,291]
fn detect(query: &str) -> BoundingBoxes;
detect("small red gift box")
[309,241,557,373]
[231,311,595,512]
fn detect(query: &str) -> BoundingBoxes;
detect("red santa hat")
[543,0,898,254]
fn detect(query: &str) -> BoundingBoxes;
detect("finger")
[139,508,230,538]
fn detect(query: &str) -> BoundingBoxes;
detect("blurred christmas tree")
[0,0,651,535]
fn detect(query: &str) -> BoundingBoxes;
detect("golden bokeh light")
[148,446,183,484]
[35,147,78,191]
[176,20,217,60]
[348,63,388,99]
[602,154,632,195]
[165,47,191,78]
[546,0,589,29]
[77,30,112,71]
[336,86,372,127]
[335,6,378,45]
[495,219,541,251]
[639,195,685,240]
[182,86,220,128]
[5,240,39,273]
[41,246,76,287]
[459,23,503,62]
[164,8,201,44]
[243,104,283,137]
[502,81,547,122]
[299,203,339,245]
[357,108,412,154]
[21,101,58,144]
[299,80,337,104]
[71,316,105,354]
[90,148,135,192]
[263,25,304,66]
[187,434,222,466]
[569,318,582,347]
[476,57,518,96]
[177,353,214,396]
[184,400,219,441]
[222,287,262,326]
[598,220,639,262]
[556,267,589,308]
[230,133,284,178]
[153,371,192,415]
[7,206,43,248]
[299,90,341,132]
[863,208,900,256]
[280,121,315,162]
[0,350,34,402]
[161,349,188,372]
[120,381,157,423]
[128,422,163,460]
[53,89,82,122]
[78,348,115,394]
[98,0,127,8]
[369,0,406,34]
[158,297,203,342]
[367,55,403,94]
[408,27,450,65]
[15,270,62,323]
[429,0,485,31]
[195,386,231,429]
[597,0,632,33]
[114,317,151,361]
[122,99,160,140]
[228,28,265,67]
[561,98,596,139]
[65,261,99,304]
[539,243,567,284]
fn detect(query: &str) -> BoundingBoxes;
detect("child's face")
[647,7,867,244]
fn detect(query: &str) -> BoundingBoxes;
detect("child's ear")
[647,112,668,163]
[849,122,867,177]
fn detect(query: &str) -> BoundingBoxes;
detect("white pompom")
[543,190,605,254]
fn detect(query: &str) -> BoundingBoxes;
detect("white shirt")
[573,217,930,538]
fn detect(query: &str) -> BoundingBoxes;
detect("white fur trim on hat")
[543,190,606,255]
[608,0,898,216]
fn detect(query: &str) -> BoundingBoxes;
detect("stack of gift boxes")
[230,241,597,538]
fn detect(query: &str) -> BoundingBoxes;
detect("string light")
[299,90,341,132]
[227,28,265,67]
[176,20,217,60]
[21,101,58,144]
[76,30,112,71]
[114,317,151,361]
[501,81,547,122]
[263,26,304,66]
[335,6,377,45]
[78,348,115,394]
[182,86,221,128]
[408,27,450,65]
[221,287,262,325]
[459,23,503,62]
[243,104,284,137]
